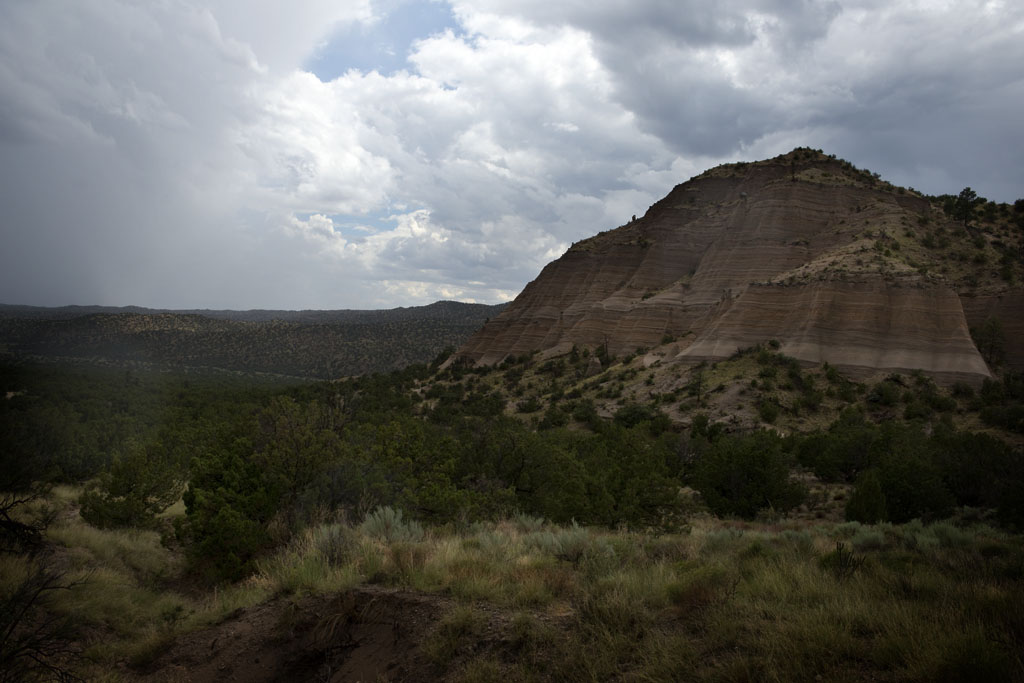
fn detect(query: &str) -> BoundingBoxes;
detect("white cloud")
[0,0,1021,309]
[241,71,395,215]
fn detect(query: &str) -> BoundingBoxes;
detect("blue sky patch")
[306,0,460,80]
[305,210,416,242]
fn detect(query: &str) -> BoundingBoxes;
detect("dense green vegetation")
[4,358,1023,578]
[2,351,1024,680]
[0,300,503,379]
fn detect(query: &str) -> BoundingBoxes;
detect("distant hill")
[0,300,506,378]
[458,148,1024,384]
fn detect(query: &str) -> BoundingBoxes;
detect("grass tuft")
[423,605,485,667]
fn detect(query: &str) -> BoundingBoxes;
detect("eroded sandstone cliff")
[457,149,1022,384]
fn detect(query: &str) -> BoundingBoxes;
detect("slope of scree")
[457,149,1023,384]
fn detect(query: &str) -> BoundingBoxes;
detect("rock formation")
[457,149,1023,384]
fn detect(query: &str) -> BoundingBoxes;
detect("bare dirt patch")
[132,586,454,682]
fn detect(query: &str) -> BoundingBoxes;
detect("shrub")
[538,405,570,429]
[837,383,859,403]
[819,541,864,580]
[310,523,354,566]
[845,469,887,524]
[359,506,424,544]
[79,442,184,530]
[798,389,824,413]
[613,403,670,434]
[875,431,954,523]
[925,393,957,413]
[517,396,542,413]
[980,404,1024,433]
[849,526,886,551]
[570,399,599,425]
[932,430,1014,509]
[903,400,933,421]
[757,400,779,424]
[867,380,900,406]
[512,512,546,533]
[824,365,843,384]
[182,440,279,582]
[185,503,270,582]
[925,521,973,549]
[796,411,877,482]
[781,529,815,555]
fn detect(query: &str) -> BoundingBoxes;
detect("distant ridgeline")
[0,300,506,379]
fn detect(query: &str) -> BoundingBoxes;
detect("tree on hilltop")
[949,187,984,229]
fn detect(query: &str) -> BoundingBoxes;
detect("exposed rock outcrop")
[458,149,1023,384]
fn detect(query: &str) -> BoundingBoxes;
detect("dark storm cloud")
[1,0,1021,309]
[461,0,844,156]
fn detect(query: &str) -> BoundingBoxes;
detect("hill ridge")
[456,148,1023,383]
[0,299,503,324]
[0,300,506,378]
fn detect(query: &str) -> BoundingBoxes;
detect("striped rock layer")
[458,151,1021,384]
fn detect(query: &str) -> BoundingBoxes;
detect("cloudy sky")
[1,0,1021,310]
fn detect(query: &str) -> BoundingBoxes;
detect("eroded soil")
[132,586,457,682]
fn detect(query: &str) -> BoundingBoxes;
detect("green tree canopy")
[951,187,983,229]
[693,431,805,519]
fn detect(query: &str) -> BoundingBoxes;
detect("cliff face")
[458,149,1023,383]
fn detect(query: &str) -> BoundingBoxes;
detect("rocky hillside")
[0,301,505,378]
[458,149,1024,384]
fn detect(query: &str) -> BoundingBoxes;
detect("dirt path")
[128,585,516,683]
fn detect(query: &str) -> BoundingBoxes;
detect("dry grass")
[9,486,1024,682]
[249,512,1024,681]
[1,489,271,680]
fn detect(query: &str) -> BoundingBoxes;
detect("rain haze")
[1,0,1021,310]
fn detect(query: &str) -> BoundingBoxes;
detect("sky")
[0,0,1021,310]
